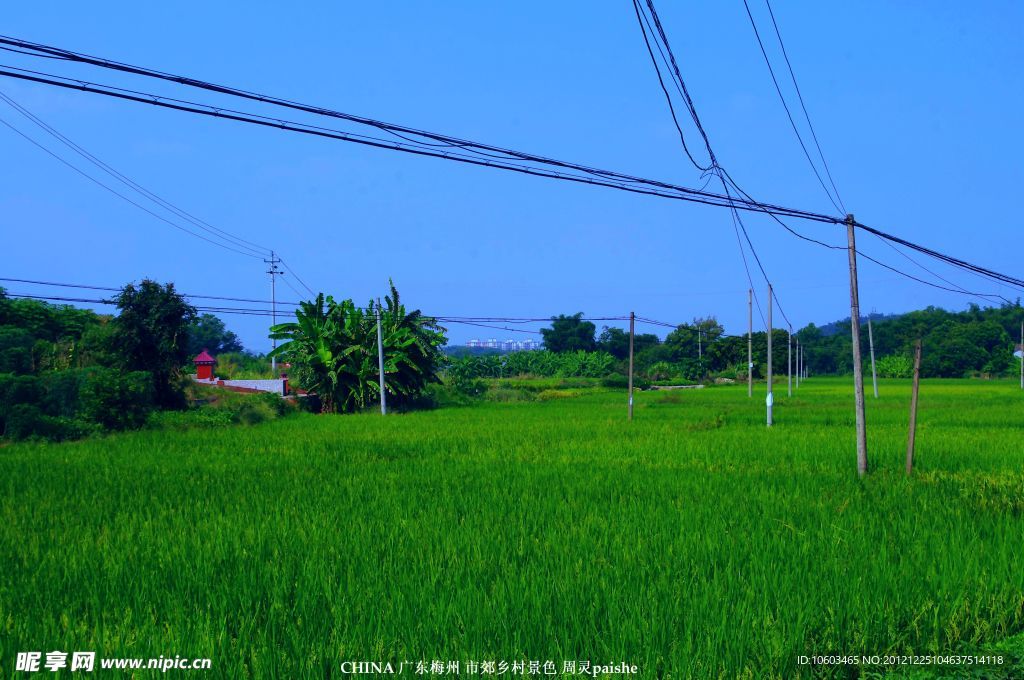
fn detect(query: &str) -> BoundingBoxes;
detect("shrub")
[876,354,913,379]
[3,403,88,442]
[600,374,651,390]
[80,368,155,431]
[0,373,42,434]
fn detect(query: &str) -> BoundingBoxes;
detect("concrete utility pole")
[747,289,753,398]
[767,283,773,427]
[846,214,868,477]
[265,251,283,372]
[628,311,635,421]
[375,299,387,416]
[787,325,793,398]
[906,339,923,475]
[868,317,879,399]
[796,339,801,389]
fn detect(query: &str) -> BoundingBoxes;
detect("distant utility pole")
[747,289,753,398]
[787,325,792,398]
[796,339,801,390]
[906,339,923,475]
[767,283,773,427]
[628,311,635,421]
[375,299,387,416]
[868,317,878,399]
[264,251,283,372]
[846,214,868,477]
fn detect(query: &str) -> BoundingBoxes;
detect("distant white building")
[465,338,542,351]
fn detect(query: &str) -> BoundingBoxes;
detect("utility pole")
[767,283,773,427]
[846,214,868,477]
[868,317,879,399]
[747,289,753,398]
[264,251,283,373]
[375,299,387,416]
[787,325,792,398]
[906,339,923,475]
[1020,321,1023,390]
[628,311,635,421]
[796,339,801,389]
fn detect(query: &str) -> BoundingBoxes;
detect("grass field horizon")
[2,377,1023,678]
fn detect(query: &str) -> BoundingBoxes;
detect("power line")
[633,0,784,328]
[0,280,633,323]
[0,113,264,260]
[279,258,316,297]
[0,38,845,224]
[0,87,322,298]
[762,0,847,213]
[0,276,303,306]
[0,88,272,257]
[2,35,1019,304]
[739,0,844,213]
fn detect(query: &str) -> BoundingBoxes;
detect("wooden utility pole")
[747,289,753,398]
[787,326,793,398]
[628,311,635,421]
[1020,321,1023,390]
[767,283,773,427]
[906,339,923,475]
[868,317,879,399]
[375,299,387,416]
[846,214,868,476]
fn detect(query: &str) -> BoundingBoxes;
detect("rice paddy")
[1,378,1023,678]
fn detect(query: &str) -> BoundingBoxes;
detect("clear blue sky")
[1,2,1021,350]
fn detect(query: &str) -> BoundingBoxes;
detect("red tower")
[193,349,216,380]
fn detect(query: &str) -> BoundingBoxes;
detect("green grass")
[1,378,1023,678]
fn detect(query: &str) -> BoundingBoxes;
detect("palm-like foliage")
[268,283,445,413]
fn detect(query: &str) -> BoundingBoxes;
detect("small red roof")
[193,349,216,364]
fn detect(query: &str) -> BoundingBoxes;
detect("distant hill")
[818,311,903,337]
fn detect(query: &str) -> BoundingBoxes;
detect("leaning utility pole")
[766,283,773,427]
[846,214,868,476]
[264,251,283,372]
[747,289,753,398]
[375,299,387,416]
[787,325,793,398]
[868,317,878,399]
[906,339,923,475]
[628,311,635,421]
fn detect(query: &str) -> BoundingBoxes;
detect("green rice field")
[1,378,1023,678]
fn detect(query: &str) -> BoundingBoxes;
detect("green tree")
[186,313,244,357]
[597,326,659,360]
[541,313,596,353]
[110,280,196,409]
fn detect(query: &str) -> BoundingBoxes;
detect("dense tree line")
[0,282,258,441]
[536,304,1024,381]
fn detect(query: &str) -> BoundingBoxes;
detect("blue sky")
[1,2,1021,350]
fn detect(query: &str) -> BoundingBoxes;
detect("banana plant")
[269,284,446,413]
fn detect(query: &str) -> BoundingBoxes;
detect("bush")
[80,368,155,431]
[876,354,913,379]
[447,350,617,380]
[3,403,88,442]
[600,374,651,390]
[0,373,42,434]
